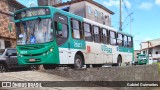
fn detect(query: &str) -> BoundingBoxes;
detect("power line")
[122,0,133,34]
[122,0,130,15]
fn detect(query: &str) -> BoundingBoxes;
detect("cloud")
[103,0,131,9]
[125,0,131,9]
[144,37,152,42]
[103,0,119,7]
[155,0,160,5]
[139,2,153,10]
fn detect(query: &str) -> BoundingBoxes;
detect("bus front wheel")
[73,55,83,69]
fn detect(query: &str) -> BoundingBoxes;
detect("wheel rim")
[75,58,81,69]
[0,65,5,73]
[118,62,121,66]
[30,65,37,70]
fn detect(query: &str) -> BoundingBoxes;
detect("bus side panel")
[118,47,133,63]
[59,48,81,64]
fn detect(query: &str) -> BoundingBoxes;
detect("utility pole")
[119,0,122,31]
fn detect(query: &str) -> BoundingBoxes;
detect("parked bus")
[14,6,134,69]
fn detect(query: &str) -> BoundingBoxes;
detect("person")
[42,26,47,42]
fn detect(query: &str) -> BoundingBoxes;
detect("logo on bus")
[101,45,112,53]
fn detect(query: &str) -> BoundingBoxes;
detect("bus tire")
[0,64,7,73]
[117,55,122,66]
[74,55,83,69]
[30,65,39,70]
[43,64,56,70]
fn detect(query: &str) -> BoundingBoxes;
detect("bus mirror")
[58,23,62,31]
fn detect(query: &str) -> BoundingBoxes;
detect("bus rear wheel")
[117,55,122,66]
[73,55,83,69]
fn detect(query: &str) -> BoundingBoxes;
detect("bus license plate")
[29,59,35,62]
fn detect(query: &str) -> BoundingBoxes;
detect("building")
[38,0,62,6]
[38,0,114,26]
[140,38,160,61]
[0,0,25,48]
[134,50,140,61]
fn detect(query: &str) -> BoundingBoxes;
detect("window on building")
[101,12,104,19]
[71,19,82,39]
[95,10,98,17]
[128,36,132,47]
[117,33,123,46]
[93,26,100,43]
[88,6,91,14]
[110,31,116,45]
[83,23,92,41]
[103,21,105,25]
[9,5,16,22]
[101,28,108,44]
[5,41,11,48]
[123,35,128,47]
[156,51,158,54]
[143,51,145,54]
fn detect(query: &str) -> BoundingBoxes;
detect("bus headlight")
[50,48,53,52]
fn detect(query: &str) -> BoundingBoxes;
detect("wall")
[149,46,160,60]
[85,1,111,26]
[44,64,159,90]
[55,1,112,26]
[0,0,16,48]
[38,0,62,6]
[69,1,85,17]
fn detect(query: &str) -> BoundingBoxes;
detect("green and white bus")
[14,6,134,69]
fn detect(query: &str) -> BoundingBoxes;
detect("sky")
[16,0,160,50]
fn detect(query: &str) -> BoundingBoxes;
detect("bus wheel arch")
[117,54,122,66]
[75,51,85,65]
[73,51,85,69]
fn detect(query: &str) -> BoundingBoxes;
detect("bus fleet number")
[74,42,82,48]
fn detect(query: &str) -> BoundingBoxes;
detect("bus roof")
[14,6,132,37]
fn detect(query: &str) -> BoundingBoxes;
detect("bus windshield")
[16,19,53,45]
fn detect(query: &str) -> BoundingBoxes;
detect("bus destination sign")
[14,8,50,20]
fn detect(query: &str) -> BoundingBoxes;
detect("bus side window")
[110,31,116,45]
[55,21,68,45]
[83,23,92,41]
[101,28,107,44]
[128,36,132,47]
[71,19,82,39]
[93,26,100,43]
[123,35,128,47]
[55,22,68,38]
[117,33,123,46]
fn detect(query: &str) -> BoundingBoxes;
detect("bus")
[14,6,134,69]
